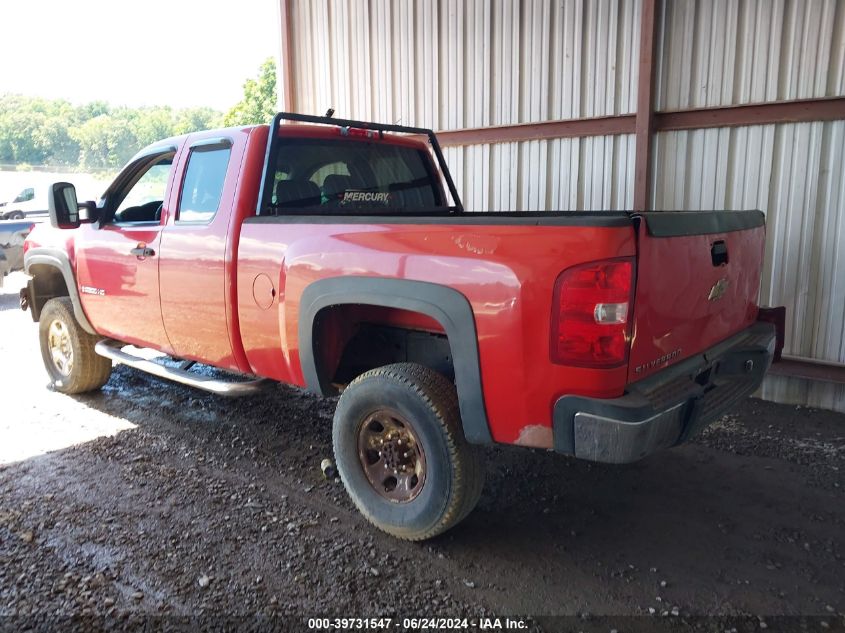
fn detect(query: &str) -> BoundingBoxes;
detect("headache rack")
[256,112,464,216]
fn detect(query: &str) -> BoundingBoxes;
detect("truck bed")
[236,208,765,448]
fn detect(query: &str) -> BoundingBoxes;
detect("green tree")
[34,116,79,165]
[0,94,224,170]
[71,114,138,170]
[127,106,177,149]
[224,58,277,126]
[174,107,222,135]
[0,104,53,165]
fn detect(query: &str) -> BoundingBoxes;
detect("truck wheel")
[333,363,485,540]
[39,297,112,394]
[8,211,24,220]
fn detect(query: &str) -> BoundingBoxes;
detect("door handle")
[130,247,156,258]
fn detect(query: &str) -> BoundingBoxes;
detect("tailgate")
[628,211,766,383]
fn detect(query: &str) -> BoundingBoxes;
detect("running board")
[94,339,268,397]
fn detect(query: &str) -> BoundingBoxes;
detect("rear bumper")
[552,322,777,463]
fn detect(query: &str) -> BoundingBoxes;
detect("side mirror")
[48,182,80,229]
[79,200,99,223]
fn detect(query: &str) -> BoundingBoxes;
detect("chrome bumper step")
[94,339,268,397]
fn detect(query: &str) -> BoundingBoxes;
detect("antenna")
[325,108,335,118]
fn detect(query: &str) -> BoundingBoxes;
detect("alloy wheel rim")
[47,319,73,376]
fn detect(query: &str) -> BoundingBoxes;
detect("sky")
[0,0,279,111]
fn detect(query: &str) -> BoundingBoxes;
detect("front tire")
[333,363,485,540]
[39,297,112,394]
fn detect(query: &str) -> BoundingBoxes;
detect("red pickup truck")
[22,113,784,540]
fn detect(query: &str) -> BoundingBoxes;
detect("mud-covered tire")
[39,297,111,394]
[333,363,485,540]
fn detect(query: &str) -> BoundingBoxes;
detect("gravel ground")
[1,272,843,632]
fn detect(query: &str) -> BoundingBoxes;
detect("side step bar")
[94,339,268,397]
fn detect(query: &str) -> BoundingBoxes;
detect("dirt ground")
[1,271,843,632]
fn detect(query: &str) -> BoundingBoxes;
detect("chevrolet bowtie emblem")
[708,277,730,301]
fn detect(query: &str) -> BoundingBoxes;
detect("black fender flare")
[24,248,96,335]
[298,277,493,445]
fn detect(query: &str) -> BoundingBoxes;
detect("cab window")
[112,155,173,224]
[178,145,231,224]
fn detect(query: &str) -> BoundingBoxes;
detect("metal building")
[274,0,845,412]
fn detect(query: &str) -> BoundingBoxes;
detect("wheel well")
[27,264,69,321]
[313,305,454,389]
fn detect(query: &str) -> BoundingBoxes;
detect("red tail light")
[551,258,635,368]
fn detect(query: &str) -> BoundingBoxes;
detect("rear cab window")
[266,137,445,214]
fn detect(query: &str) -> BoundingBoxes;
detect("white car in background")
[0,185,49,220]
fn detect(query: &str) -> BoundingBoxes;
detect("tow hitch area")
[757,306,786,362]
[19,285,30,311]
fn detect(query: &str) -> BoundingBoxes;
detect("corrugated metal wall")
[291,0,641,126]
[289,0,640,211]
[284,0,845,412]
[656,0,845,109]
[441,136,636,212]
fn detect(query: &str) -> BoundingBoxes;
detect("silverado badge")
[708,277,730,301]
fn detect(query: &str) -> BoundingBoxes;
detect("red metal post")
[632,0,659,212]
[278,0,296,112]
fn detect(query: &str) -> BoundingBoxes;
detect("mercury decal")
[80,286,105,296]
[341,191,391,205]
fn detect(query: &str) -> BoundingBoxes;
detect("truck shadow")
[12,365,844,616]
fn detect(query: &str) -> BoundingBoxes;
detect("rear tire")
[333,363,485,540]
[39,297,112,394]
